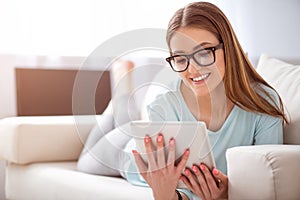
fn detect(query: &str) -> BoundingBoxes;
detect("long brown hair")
[166,2,288,123]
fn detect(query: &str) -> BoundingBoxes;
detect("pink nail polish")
[184,169,190,176]
[157,134,163,143]
[192,165,197,172]
[213,168,219,175]
[145,136,150,143]
[132,149,137,154]
[200,164,205,171]
[180,176,185,181]
[169,138,175,146]
[184,149,190,156]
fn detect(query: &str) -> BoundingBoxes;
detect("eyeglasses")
[166,43,223,72]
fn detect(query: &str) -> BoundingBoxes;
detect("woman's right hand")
[181,164,228,200]
[132,134,190,200]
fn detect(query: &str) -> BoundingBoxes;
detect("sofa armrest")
[226,145,300,200]
[0,115,97,164]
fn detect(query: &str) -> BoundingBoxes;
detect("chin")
[190,86,211,97]
[190,81,223,97]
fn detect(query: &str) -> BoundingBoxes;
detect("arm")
[254,114,283,144]
[147,105,166,121]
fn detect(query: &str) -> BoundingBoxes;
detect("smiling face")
[169,27,225,97]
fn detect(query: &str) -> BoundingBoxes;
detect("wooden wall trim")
[15,68,111,116]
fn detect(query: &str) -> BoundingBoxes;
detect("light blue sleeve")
[254,86,283,145]
[254,86,283,144]
[254,114,283,144]
[147,105,166,121]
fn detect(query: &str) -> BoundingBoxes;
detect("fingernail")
[169,138,175,146]
[184,169,190,176]
[213,168,219,175]
[192,165,197,172]
[180,176,185,181]
[184,149,190,156]
[157,134,163,143]
[200,164,205,171]
[132,149,137,154]
[145,136,150,143]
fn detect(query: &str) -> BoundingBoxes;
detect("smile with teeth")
[192,73,210,82]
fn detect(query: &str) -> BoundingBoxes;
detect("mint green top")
[125,78,283,199]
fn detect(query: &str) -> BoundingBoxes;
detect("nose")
[187,59,200,73]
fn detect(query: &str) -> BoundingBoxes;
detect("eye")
[195,49,211,58]
[174,56,187,64]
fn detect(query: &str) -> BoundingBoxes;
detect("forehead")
[170,27,219,53]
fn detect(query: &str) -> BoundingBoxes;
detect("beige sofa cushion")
[227,145,300,200]
[0,116,95,164]
[6,162,153,200]
[256,55,300,144]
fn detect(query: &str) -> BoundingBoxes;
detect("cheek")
[178,71,187,79]
[215,53,226,79]
[217,64,225,80]
[178,71,191,86]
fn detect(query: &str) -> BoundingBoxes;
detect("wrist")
[153,190,179,200]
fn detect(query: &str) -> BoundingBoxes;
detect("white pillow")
[256,54,300,144]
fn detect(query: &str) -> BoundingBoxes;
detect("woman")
[132,2,287,200]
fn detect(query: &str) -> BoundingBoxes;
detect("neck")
[181,81,234,130]
[200,83,229,114]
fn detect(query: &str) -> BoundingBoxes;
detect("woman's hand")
[132,134,189,200]
[181,164,228,200]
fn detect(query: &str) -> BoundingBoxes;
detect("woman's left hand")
[181,164,228,200]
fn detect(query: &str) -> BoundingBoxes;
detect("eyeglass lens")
[171,48,214,72]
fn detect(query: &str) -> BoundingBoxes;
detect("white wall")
[220,0,300,65]
[0,161,5,200]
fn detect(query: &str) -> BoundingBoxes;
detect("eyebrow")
[172,42,213,54]
[193,42,212,50]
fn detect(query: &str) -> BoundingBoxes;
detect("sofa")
[0,55,300,200]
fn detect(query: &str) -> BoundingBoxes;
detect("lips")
[191,73,210,82]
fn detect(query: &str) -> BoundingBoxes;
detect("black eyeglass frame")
[166,43,224,72]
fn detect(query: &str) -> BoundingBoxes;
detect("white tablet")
[130,121,215,188]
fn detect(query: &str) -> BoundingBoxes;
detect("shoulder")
[146,79,186,121]
[147,90,182,110]
[255,84,281,107]
[260,84,279,97]
[146,91,182,121]
[147,78,182,108]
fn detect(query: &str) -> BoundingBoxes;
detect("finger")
[132,150,148,177]
[192,165,211,199]
[212,167,228,191]
[183,168,205,199]
[180,175,193,190]
[184,168,198,190]
[175,149,190,175]
[156,133,166,169]
[167,138,175,167]
[144,135,157,171]
[200,164,219,195]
